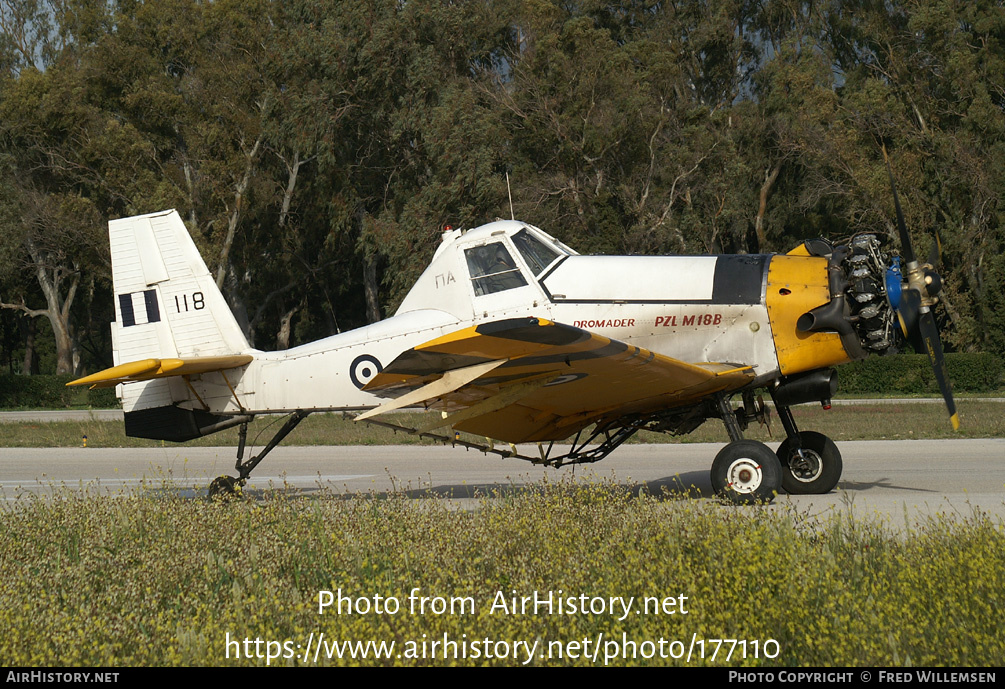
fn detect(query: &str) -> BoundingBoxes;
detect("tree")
[272,0,516,315]
[0,184,104,374]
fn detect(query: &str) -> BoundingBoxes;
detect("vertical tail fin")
[109,209,249,365]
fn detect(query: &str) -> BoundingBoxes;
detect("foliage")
[0,374,116,408]
[0,484,1002,665]
[837,353,1004,394]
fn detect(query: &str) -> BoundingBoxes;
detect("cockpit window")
[464,242,528,296]
[512,229,561,276]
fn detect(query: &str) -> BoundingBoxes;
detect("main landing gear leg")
[770,395,842,495]
[208,411,310,499]
[709,393,781,504]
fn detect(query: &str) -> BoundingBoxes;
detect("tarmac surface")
[3,399,1003,423]
[2,439,1003,525]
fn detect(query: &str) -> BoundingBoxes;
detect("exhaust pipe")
[796,246,868,360]
[772,369,838,407]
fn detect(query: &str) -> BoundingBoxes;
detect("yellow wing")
[362,317,754,443]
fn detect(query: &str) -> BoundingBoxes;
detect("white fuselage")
[146,221,780,417]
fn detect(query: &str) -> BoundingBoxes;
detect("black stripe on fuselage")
[143,289,161,323]
[474,318,591,346]
[497,338,629,369]
[711,255,768,305]
[379,329,624,379]
[381,350,492,377]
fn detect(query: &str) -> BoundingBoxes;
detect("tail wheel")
[711,440,782,504]
[209,475,242,500]
[776,431,842,495]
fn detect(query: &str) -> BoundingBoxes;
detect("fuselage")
[167,221,853,418]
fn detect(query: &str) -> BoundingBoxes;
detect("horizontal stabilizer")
[67,355,253,388]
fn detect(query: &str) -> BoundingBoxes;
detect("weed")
[1,482,1002,665]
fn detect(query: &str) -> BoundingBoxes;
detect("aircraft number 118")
[175,292,205,312]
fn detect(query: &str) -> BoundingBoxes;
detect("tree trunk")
[52,319,75,375]
[215,134,263,289]
[755,163,782,251]
[21,318,35,375]
[275,301,298,350]
[2,243,81,375]
[224,263,254,347]
[278,151,314,228]
[28,239,79,374]
[364,257,381,324]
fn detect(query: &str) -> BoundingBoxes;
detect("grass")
[0,401,1002,449]
[1,481,1003,666]
[834,391,1005,399]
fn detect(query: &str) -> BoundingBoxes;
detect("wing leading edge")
[361,317,754,443]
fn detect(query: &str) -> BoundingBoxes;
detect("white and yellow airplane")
[70,178,955,502]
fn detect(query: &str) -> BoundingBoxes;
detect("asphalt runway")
[3,398,1003,423]
[2,439,1003,524]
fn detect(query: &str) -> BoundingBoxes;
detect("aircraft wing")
[360,317,754,443]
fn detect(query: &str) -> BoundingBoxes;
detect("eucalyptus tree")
[272,0,515,318]
[488,1,760,257]
[0,1,122,374]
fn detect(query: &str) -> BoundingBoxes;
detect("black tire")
[711,440,782,504]
[776,431,842,495]
[208,475,240,499]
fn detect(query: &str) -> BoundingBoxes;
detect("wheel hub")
[788,449,823,483]
[726,458,763,494]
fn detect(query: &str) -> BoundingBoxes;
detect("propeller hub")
[885,257,903,310]
[905,262,939,307]
[924,269,942,298]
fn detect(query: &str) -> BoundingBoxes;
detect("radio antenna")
[506,171,515,221]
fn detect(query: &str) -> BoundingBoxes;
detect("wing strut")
[356,359,505,421]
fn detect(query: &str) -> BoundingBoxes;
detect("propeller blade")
[898,288,923,352]
[882,145,916,264]
[883,147,956,429]
[917,309,959,430]
[927,229,942,267]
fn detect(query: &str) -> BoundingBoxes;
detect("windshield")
[511,229,562,276]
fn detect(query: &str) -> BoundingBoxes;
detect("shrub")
[1,485,1002,666]
[0,375,119,409]
[838,353,1003,394]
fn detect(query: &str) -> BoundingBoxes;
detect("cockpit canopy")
[395,221,575,318]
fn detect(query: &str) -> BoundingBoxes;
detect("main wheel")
[776,431,842,495]
[711,440,782,504]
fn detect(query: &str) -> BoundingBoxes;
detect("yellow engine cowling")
[765,254,856,376]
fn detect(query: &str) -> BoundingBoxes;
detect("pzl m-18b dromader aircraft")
[70,173,956,502]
